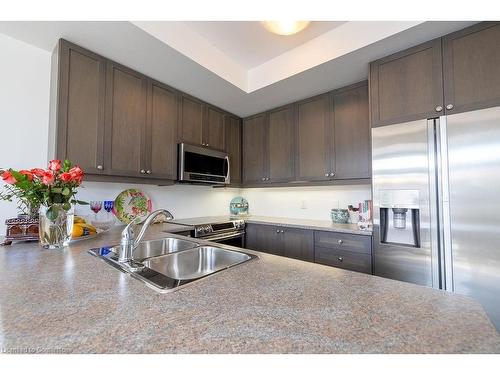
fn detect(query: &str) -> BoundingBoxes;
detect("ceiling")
[0,21,477,117]
[183,21,346,69]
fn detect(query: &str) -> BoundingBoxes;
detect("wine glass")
[103,200,114,221]
[90,201,102,221]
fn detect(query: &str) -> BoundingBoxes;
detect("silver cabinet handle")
[140,169,146,174]
[206,144,209,147]
[338,257,344,262]
[146,170,151,175]
[435,106,443,112]
[338,239,343,245]
[446,104,454,110]
[276,229,280,233]
[325,173,329,177]
[261,177,266,181]
[330,172,335,177]
[281,230,284,233]
[96,165,103,170]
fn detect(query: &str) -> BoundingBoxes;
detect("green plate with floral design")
[113,189,152,224]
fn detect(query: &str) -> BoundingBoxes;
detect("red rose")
[69,166,83,184]
[1,170,17,185]
[42,170,55,185]
[19,169,34,181]
[31,168,45,178]
[60,172,72,182]
[48,160,61,172]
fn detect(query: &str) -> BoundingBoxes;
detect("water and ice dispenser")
[379,189,420,248]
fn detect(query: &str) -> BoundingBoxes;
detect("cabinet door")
[268,105,295,183]
[145,80,178,180]
[242,113,268,184]
[204,106,225,151]
[282,227,314,262]
[179,95,203,146]
[332,82,371,179]
[296,94,332,181]
[443,22,500,114]
[56,40,106,174]
[225,115,242,184]
[245,224,283,256]
[370,38,444,127]
[104,62,148,177]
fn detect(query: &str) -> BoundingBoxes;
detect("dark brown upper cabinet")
[332,82,371,179]
[104,61,149,178]
[242,113,268,184]
[369,38,444,127]
[179,95,226,151]
[268,105,295,183]
[179,95,204,146]
[225,115,242,185]
[55,40,106,175]
[295,94,332,181]
[204,106,226,151]
[146,80,178,180]
[443,22,500,115]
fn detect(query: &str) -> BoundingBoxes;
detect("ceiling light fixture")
[261,21,311,36]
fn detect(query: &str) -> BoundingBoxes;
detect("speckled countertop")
[171,215,372,236]
[0,224,498,354]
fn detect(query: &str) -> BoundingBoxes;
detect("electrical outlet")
[300,200,307,209]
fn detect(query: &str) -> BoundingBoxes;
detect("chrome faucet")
[118,209,174,263]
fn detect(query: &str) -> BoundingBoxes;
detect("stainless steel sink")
[89,238,257,293]
[143,246,252,281]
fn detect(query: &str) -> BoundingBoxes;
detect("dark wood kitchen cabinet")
[179,94,204,146]
[268,105,295,183]
[295,94,332,181]
[204,106,226,151]
[225,115,242,185]
[146,80,178,180]
[179,96,226,151]
[245,223,313,261]
[245,223,283,256]
[443,22,500,115]
[55,40,106,175]
[104,61,148,178]
[369,38,444,127]
[332,82,371,179]
[242,113,268,184]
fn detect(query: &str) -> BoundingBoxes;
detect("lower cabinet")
[314,231,372,274]
[245,223,372,274]
[245,223,313,261]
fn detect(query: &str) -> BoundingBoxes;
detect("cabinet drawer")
[314,247,372,274]
[314,231,371,254]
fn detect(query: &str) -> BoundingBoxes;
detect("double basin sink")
[89,237,257,293]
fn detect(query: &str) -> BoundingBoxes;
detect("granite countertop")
[0,224,498,354]
[171,215,372,236]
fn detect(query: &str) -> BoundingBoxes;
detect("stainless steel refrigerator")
[372,105,500,330]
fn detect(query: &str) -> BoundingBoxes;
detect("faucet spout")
[118,209,174,264]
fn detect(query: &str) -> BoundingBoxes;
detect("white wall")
[242,185,372,221]
[0,34,51,229]
[0,33,372,233]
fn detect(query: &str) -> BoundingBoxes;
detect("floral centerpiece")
[1,160,87,249]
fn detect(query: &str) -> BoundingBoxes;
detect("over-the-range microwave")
[177,143,230,185]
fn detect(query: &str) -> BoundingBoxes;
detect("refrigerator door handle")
[438,116,454,291]
[427,118,443,289]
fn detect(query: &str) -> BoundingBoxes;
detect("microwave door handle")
[225,156,230,181]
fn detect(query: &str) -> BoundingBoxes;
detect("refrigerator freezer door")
[372,120,436,286]
[446,106,500,329]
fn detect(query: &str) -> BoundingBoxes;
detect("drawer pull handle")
[338,257,343,262]
[337,240,343,245]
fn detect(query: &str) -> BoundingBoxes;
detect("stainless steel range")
[170,216,246,247]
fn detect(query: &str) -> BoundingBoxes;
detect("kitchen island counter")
[0,224,498,354]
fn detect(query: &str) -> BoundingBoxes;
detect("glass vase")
[38,204,74,249]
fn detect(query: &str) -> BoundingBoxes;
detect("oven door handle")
[202,231,244,242]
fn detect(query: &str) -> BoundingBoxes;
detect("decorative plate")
[113,189,152,224]
[229,196,249,215]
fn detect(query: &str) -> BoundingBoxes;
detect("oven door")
[178,143,230,184]
[202,231,245,248]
